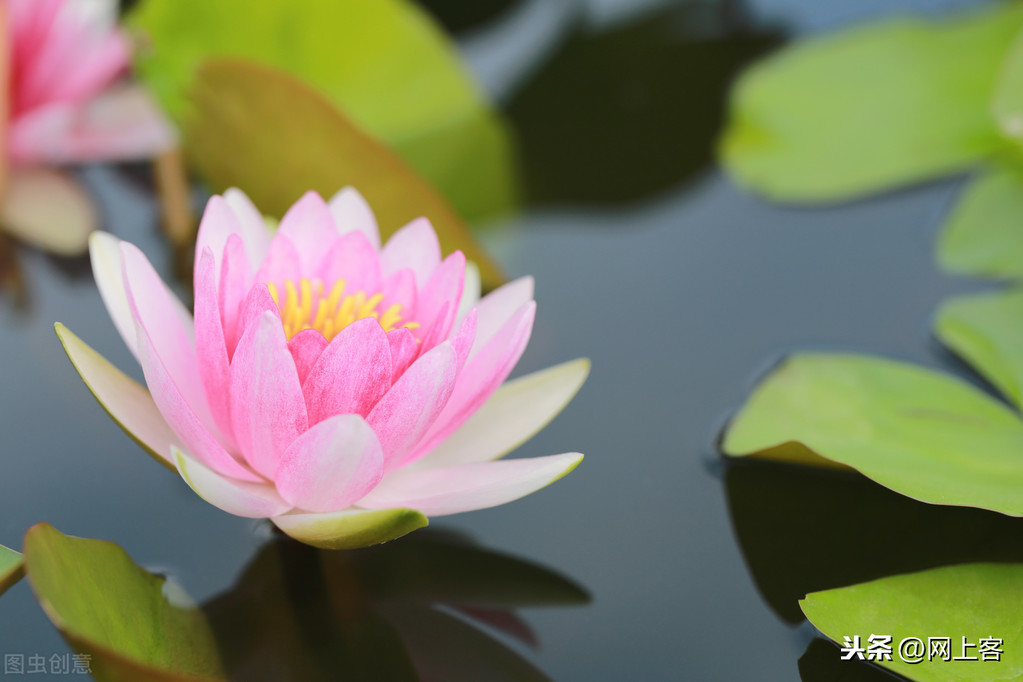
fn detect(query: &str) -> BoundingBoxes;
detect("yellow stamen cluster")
[267,278,418,341]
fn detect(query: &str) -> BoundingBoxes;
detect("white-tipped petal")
[359,453,583,516]
[456,260,481,324]
[56,323,179,468]
[173,447,289,519]
[328,186,381,249]
[89,231,137,358]
[411,359,590,470]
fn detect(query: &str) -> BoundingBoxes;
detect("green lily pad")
[24,524,224,682]
[720,4,1023,201]
[937,165,1023,279]
[184,58,504,289]
[936,288,1023,409]
[992,28,1023,146]
[722,353,1023,516]
[0,544,24,598]
[128,0,515,223]
[801,563,1023,681]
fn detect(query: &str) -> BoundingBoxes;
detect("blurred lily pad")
[204,531,587,681]
[936,288,1023,409]
[415,0,518,34]
[184,58,504,288]
[508,5,779,206]
[722,353,1023,516]
[937,164,1023,279]
[23,524,223,682]
[128,0,516,223]
[726,459,1023,624]
[0,544,23,598]
[720,4,1023,202]
[801,564,1023,681]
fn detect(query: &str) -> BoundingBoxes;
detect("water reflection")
[798,639,897,682]
[505,2,781,206]
[203,529,589,681]
[725,459,1023,624]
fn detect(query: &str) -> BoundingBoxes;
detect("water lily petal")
[277,191,337,272]
[223,188,270,265]
[230,282,280,357]
[471,276,534,361]
[194,247,235,449]
[328,186,380,249]
[55,323,179,469]
[380,217,441,288]
[457,260,481,324]
[173,447,289,518]
[369,341,458,472]
[230,311,308,479]
[271,507,428,550]
[412,302,535,460]
[302,317,391,424]
[316,230,382,296]
[9,85,175,164]
[360,453,583,516]
[136,317,261,482]
[288,329,328,386]
[121,241,213,429]
[274,414,384,513]
[386,327,419,382]
[2,168,95,256]
[254,232,302,292]
[89,232,136,357]
[219,233,252,355]
[412,358,590,470]
[194,195,243,285]
[416,250,465,346]
[381,268,418,321]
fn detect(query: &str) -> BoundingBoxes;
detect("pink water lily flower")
[57,188,587,548]
[2,0,175,254]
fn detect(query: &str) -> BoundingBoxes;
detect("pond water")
[3,0,1022,680]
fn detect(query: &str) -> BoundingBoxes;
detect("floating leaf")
[801,564,1023,681]
[128,0,516,222]
[184,58,503,288]
[722,353,1023,516]
[0,544,23,598]
[938,165,1023,279]
[993,28,1023,145]
[726,459,1023,624]
[720,4,1023,201]
[936,288,1023,409]
[24,524,223,682]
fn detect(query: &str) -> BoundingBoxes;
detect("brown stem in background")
[153,147,196,282]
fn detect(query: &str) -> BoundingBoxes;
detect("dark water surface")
[3,1,1020,680]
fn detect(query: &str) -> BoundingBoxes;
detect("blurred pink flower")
[59,189,587,548]
[2,0,175,254]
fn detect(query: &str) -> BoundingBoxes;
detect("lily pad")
[128,0,516,223]
[23,524,223,681]
[720,4,1023,201]
[184,58,504,289]
[936,288,1023,409]
[937,165,1023,279]
[0,544,23,598]
[801,563,1023,681]
[722,353,1023,516]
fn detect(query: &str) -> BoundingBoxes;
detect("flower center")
[267,278,418,341]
